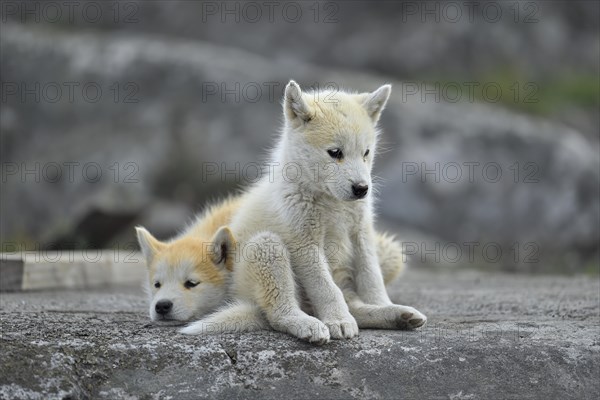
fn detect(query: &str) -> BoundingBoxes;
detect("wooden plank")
[0,256,24,292]
[0,251,147,292]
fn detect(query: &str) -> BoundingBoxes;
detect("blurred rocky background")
[1,0,598,272]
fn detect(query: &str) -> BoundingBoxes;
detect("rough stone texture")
[1,269,598,399]
[5,1,599,94]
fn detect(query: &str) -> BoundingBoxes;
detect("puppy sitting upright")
[182,81,426,340]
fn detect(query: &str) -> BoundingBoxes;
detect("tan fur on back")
[186,196,243,239]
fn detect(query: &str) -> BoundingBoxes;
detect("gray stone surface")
[1,269,598,399]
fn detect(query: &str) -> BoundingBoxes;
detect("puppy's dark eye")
[154,282,161,289]
[184,280,199,289]
[364,149,370,157]
[327,148,343,160]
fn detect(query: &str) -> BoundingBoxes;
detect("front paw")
[322,313,359,339]
[293,316,331,345]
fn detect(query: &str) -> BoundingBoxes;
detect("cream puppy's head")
[135,226,235,322]
[282,80,391,201]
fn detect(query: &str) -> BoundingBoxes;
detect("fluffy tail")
[375,232,405,286]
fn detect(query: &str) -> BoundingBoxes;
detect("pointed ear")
[210,226,236,271]
[135,227,165,266]
[361,84,391,124]
[283,80,313,123]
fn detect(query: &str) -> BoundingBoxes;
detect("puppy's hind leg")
[346,295,427,330]
[179,300,269,335]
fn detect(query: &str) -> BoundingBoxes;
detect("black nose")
[155,300,173,315]
[352,183,369,198]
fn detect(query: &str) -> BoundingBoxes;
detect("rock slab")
[1,269,598,399]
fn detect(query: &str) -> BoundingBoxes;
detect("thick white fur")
[183,81,426,340]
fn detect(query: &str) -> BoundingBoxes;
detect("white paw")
[322,313,359,339]
[291,316,331,345]
[272,314,330,345]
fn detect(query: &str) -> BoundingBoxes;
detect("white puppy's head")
[135,226,235,322]
[282,80,391,201]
